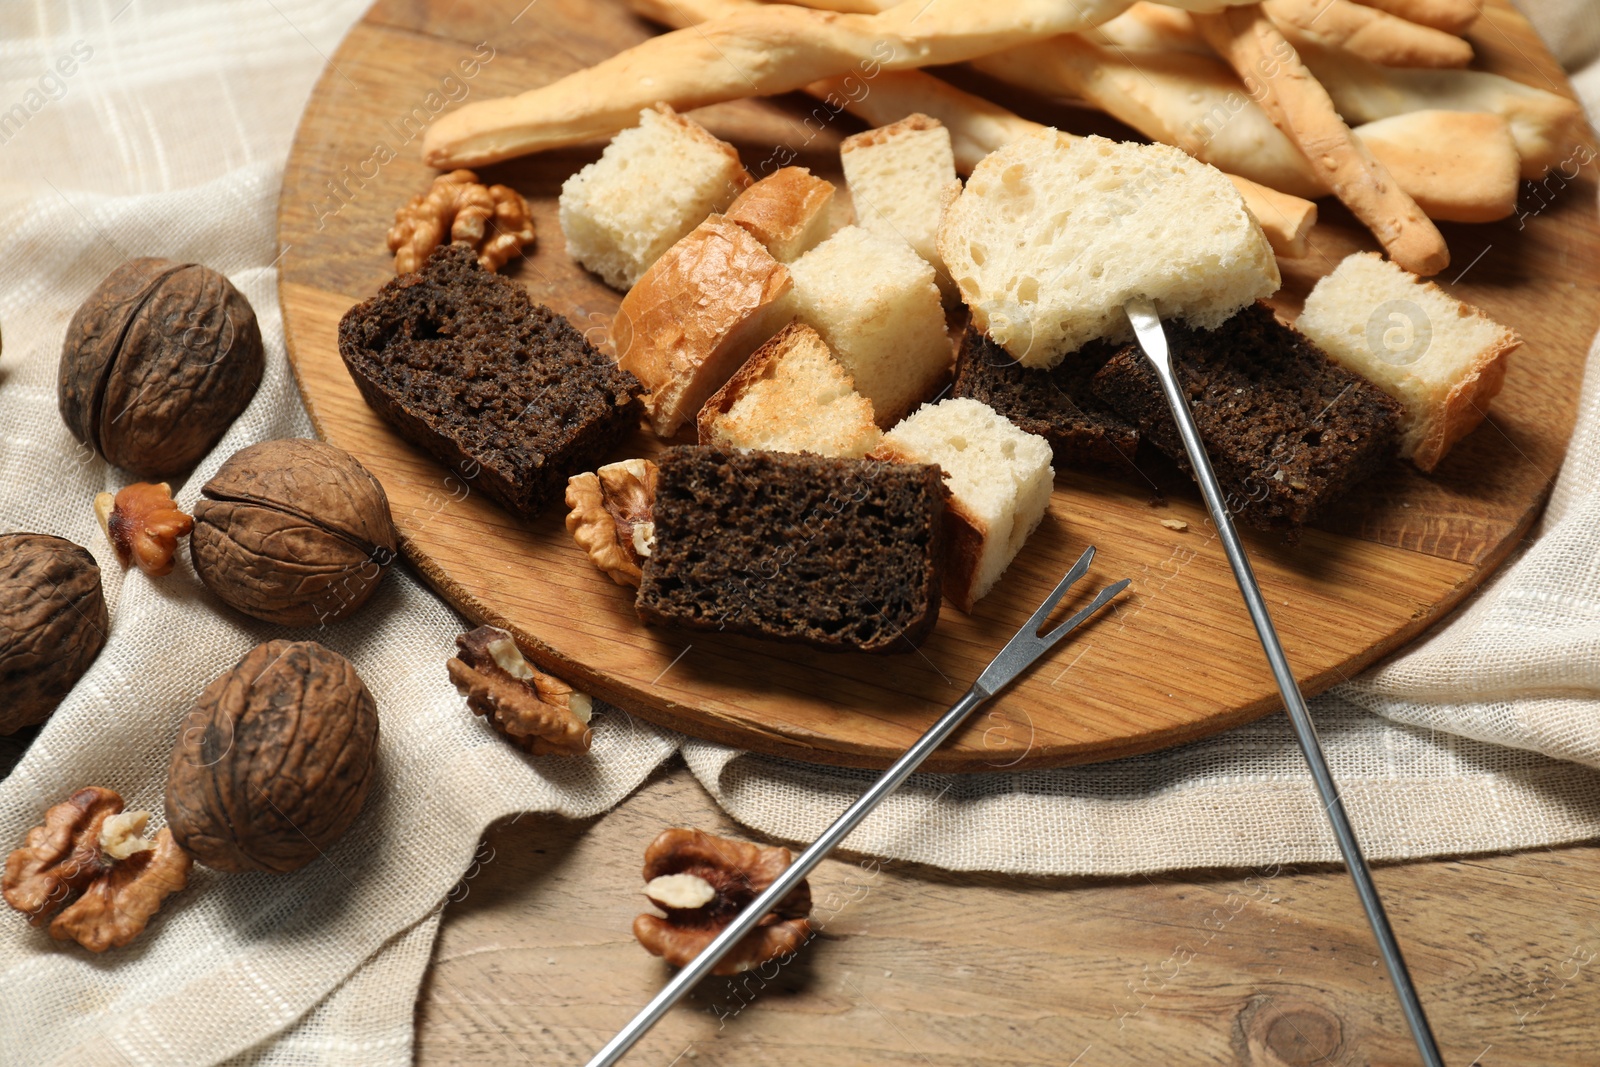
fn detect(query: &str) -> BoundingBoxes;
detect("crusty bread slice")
[698,323,882,457]
[840,114,960,299]
[938,131,1278,369]
[872,397,1054,612]
[784,225,952,428]
[1297,251,1520,472]
[724,167,836,262]
[559,104,751,290]
[614,215,791,437]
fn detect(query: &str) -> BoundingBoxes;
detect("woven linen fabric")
[2,0,1600,1064]
[0,4,678,1066]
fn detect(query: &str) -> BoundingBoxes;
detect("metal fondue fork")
[1124,296,1445,1067]
[585,546,1129,1067]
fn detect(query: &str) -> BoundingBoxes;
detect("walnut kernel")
[565,458,658,587]
[388,169,536,273]
[633,828,812,975]
[448,625,592,756]
[95,482,194,577]
[2,786,191,952]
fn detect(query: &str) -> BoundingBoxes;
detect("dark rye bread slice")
[337,244,645,520]
[637,447,946,653]
[1091,302,1402,530]
[952,327,1140,467]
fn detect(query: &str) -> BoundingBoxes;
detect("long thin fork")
[1125,296,1444,1067]
[585,546,1129,1067]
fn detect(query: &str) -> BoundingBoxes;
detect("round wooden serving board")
[278,0,1598,772]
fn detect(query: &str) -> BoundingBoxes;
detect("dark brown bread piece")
[1091,303,1402,530]
[637,447,945,653]
[338,244,645,520]
[953,327,1140,467]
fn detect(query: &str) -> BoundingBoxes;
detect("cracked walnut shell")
[96,481,194,577]
[633,828,812,975]
[2,786,192,952]
[565,458,658,587]
[0,533,109,735]
[388,169,536,273]
[448,625,592,756]
[165,640,379,873]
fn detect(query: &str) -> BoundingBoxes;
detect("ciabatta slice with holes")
[938,131,1278,368]
[1297,251,1519,471]
[872,397,1054,612]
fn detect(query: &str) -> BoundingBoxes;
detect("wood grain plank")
[276,0,1598,770]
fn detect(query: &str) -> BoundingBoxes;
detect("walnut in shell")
[448,625,592,756]
[0,533,109,735]
[633,828,812,975]
[1,786,192,952]
[58,258,264,478]
[190,438,398,626]
[164,639,380,873]
[95,481,194,577]
[565,458,658,587]
[388,169,536,273]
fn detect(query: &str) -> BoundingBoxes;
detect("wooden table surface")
[416,763,1600,1066]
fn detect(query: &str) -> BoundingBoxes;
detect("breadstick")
[1088,2,1211,53]
[1299,41,1586,178]
[1342,0,1476,33]
[1352,111,1518,223]
[968,37,1326,197]
[1195,6,1448,275]
[1263,0,1471,68]
[801,68,1317,256]
[970,35,1516,221]
[639,0,1317,257]
[424,0,1193,167]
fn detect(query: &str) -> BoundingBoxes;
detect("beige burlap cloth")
[2,1,1599,1064]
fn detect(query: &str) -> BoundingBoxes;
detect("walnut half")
[565,459,659,587]
[95,481,194,577]
[387,169,536,273]
[1,786,192,952]
[448,625,593,756]
[633,828,813,976]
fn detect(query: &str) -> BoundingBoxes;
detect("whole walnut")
[190,439,399,627]
[164,640,379,873]
[0,534,109,734]
[59,258,264,479]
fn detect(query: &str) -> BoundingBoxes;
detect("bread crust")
[1413,326,1518,472]
[869,439,987,613]
[724,167,834,261]
[840,112,944,153]
[615,215,791,437]
[1196,7,1449,276]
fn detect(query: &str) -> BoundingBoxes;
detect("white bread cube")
[724,167,835,263]
[873,398,1055,612]
[938,131,1279,369]
[1297,251,1520,472]
[559,104,751,290]
[784,225,952,428]
[615,215,791,438]
[840,114,960,299]
[698,323,882,458]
